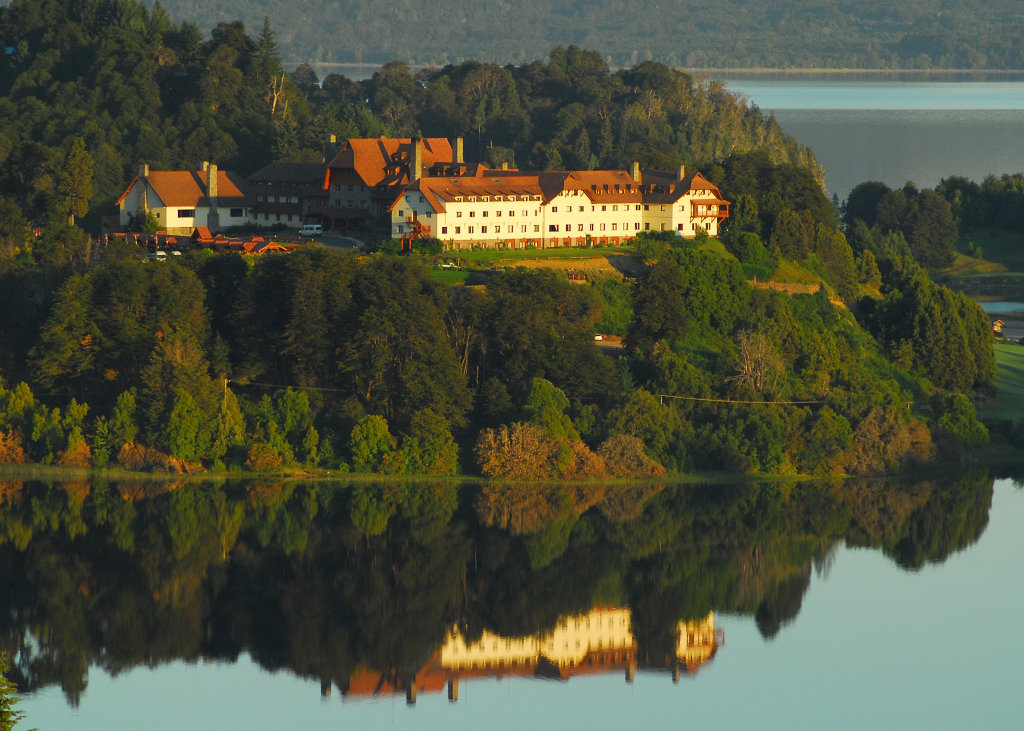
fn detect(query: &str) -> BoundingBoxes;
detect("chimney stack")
[454,137,464,164]
[678,164,686,180]
[325,133,337,161]
[202,161,209,172]
[207,163,220,231]
[411,137,423,181]
[502,162,508,170]
[137,164,149,218]
[632,161,640,183]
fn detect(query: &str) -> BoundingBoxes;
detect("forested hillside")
[0,0,998,479]
[140,0,1024,69]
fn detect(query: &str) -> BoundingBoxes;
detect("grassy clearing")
[772,259,822,285]
[954,230,1024,273]
[934,250,1008,277]
[985,342,1024,421]
[429,268,471,286]
[446,244,634,265]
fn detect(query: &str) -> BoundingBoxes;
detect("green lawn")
[445,244,635,265]
[955,230,1024,273]
[986,342,1024,421]
[430,268,470,286]
[933,250,1008,277]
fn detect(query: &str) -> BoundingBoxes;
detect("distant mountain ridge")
[149,0,1024,69]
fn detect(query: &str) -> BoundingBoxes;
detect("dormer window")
[481,196,489,202]
[469,197,477,202]
[455,196,463,202]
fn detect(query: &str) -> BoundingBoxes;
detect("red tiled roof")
[117,170,252,208]
[639,170,723,203]
[326,138,454,189]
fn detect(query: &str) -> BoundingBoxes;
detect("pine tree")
[256,16,282,81]
[57,138,93,225]
[0,653,25,731]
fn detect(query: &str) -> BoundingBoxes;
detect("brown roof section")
[118,170,252,208]
[326,138,454,189]
[249,162,327,184]
[390,174,547,214]
[392,168,646,212]
[639,170,725,204]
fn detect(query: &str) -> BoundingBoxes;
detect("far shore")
[0,460,1007,486]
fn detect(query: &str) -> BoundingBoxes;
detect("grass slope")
[955,231,1024,273]
[986,342,1024,421]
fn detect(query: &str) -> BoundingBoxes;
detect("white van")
[299,224,322,238]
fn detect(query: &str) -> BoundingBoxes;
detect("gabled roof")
[117,170,252,208]
[326,138,454,189]
[639,170,725,204]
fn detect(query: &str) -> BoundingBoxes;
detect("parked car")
[299,224,323,238]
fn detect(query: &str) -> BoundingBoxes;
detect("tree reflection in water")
[0,471,995,706]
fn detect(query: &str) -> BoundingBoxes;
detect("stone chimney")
[202,161,209,171]
[207,163,220,231]
[632,161,640,183]
[502,162,508,170]
[411,137,423,181]
[136,164,149,218]
[678,164,686,180]
[325,133,337,160]
[454,137,464,164]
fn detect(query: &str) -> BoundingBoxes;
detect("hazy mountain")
[152,0,1024,69]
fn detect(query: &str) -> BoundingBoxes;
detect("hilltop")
[148,0,1024,70]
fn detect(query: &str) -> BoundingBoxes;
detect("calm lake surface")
[720,76,1024,198]
[5,473,1024,730]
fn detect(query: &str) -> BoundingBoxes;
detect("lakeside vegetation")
[0,471,998,705]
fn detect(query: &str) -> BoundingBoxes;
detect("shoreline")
[0,461,1005,486]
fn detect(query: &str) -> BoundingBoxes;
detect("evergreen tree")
[57,138,94,226]
[0,653,25,731]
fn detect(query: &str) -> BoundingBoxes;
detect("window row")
[453,194,540,202]
[548,222,641,232]
[437,225,543,235]
[454,210,532,218]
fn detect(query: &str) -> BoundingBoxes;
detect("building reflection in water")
[335,608,723,704]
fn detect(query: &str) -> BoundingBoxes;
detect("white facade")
[390,169,727,248]
[117,173,250,235]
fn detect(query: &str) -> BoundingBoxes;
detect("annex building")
[116,163,251,235]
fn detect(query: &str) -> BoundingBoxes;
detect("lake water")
[5,473,1024,730]
[719,76,1024,198]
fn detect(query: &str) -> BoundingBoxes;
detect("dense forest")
[0,0,998,479]
[0,472,998,704]
[131,0,1024,70]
